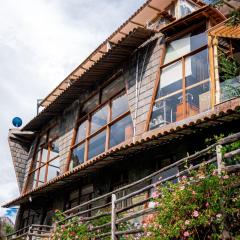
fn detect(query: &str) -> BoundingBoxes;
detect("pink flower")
[223,175,229,179]
[152,191,159,199]
[193,210,199,218]
[185,220,190,225]
[183,231,190,237]
[192,191,196,195]
[205,202,209,208]
[216,213,222,219]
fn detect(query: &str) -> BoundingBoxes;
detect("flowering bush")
[142,165,240,239]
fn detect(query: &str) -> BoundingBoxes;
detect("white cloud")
[0,0,145,223]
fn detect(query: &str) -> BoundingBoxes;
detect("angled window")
[178,0,198,18]
[27,125,60,190]
[149,27,210,130]
[70,77,133,169]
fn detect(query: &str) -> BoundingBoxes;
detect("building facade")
[3,0,240,237]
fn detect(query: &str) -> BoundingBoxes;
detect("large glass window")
[28,125,60,190]
[149,27,210,130]
[70,81,133,169]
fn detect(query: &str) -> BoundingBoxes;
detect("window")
[178,0,198,18]
[149,27,210,130]
[70,78,133,169]
[28,125,60,190]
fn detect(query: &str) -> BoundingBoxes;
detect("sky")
[0,0,146,222]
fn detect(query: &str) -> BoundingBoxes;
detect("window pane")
[32,171,38,189]
[82,94,99,114]
[186,49,209,87]
[102,76,125,103]
[76,120,87,143]
[112,93,129,120]
[186,82,210,116]
[38,166,46,186]
[41,147,49,164]
[179,0,197,17]
[88,130,106,160]
[110,115,133,148]
[71,143,85,168]
[49,138,59,160]
[47,158,60,181]
[164,28,206,64]
[90,105,108,134]
[157,61,182,98]
[32,151,41,170]
[150,93,183,130]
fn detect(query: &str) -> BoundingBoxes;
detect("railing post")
[111,194,117,240]
[26,225,32,240]
[216,144,223,175]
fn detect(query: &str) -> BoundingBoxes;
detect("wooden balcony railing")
[5,224,53,240]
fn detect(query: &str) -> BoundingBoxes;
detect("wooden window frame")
[26,126,60,190]
[146,32,211,130]
[69,87,132,169]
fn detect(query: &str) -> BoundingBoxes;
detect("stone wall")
[8,132,30,192]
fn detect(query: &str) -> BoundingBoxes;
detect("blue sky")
[0,0,145,222]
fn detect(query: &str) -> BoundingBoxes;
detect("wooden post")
[26,225,32,240]
[111,194,117,240]
[213,37,220,104]
[216,144,223,175]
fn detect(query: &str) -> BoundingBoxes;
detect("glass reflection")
[88,130,106,159]
[38,166,46,186]
[76,121,87,143]
[157,61,182,98]
[47,158,60,181]
[110,115,133,148]
[112,94,129,120]
[91,105,108,134]
[150,93,183,130]
[41,148,48,163]
[186,82,210,116]
[72,143,85,167]
[164,28,206,64]
[185,49,209,87]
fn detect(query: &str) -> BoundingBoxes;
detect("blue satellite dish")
[12,117,23,128]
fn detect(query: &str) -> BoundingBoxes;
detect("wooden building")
[3,0,240,238]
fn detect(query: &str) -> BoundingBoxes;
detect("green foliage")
[227,10,240,26]
[4,224,14,235]
[211,0,240,26]
[52,211,89,240]
[142,165,240,239]
[219,49,240,82]
[52,209,133,240]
